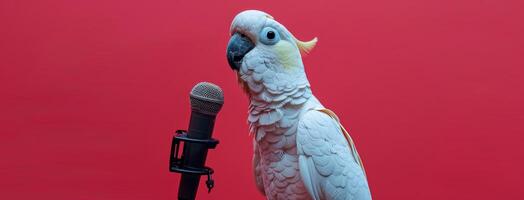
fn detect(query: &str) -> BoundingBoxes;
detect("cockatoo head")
[227,10,317,95]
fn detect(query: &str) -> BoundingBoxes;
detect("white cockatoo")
[226,10,372,200]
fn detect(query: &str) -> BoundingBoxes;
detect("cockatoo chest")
[251,110,312,200]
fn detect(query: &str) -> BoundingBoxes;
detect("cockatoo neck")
[245,82,320,142]
[245,78,313,128]
[237,49,313,129]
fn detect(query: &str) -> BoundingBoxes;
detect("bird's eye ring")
[260,27,280,45]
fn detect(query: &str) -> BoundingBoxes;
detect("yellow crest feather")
[294,37,318,55]
[264,14,316,55]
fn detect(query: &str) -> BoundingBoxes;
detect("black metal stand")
[169,130,219,192]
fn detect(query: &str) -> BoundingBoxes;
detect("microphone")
[169,82,224,200]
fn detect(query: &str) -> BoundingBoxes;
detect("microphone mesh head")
[189,82,224,116]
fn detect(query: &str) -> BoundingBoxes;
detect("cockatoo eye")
[259,27,280,45]
[267,31,275,39]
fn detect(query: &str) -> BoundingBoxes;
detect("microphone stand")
[169,130,219,200]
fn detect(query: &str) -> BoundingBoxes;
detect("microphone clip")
[169,130,219,193]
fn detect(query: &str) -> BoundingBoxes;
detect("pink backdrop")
[1,0,523,199]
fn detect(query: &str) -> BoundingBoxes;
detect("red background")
[1,0,523,199]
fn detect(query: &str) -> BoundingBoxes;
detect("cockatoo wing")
[297,109,371,200]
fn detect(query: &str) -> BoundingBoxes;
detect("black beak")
[227,33,255,71]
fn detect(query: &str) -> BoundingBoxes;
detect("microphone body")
[170,82,224,200]
[178,111,217,200]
